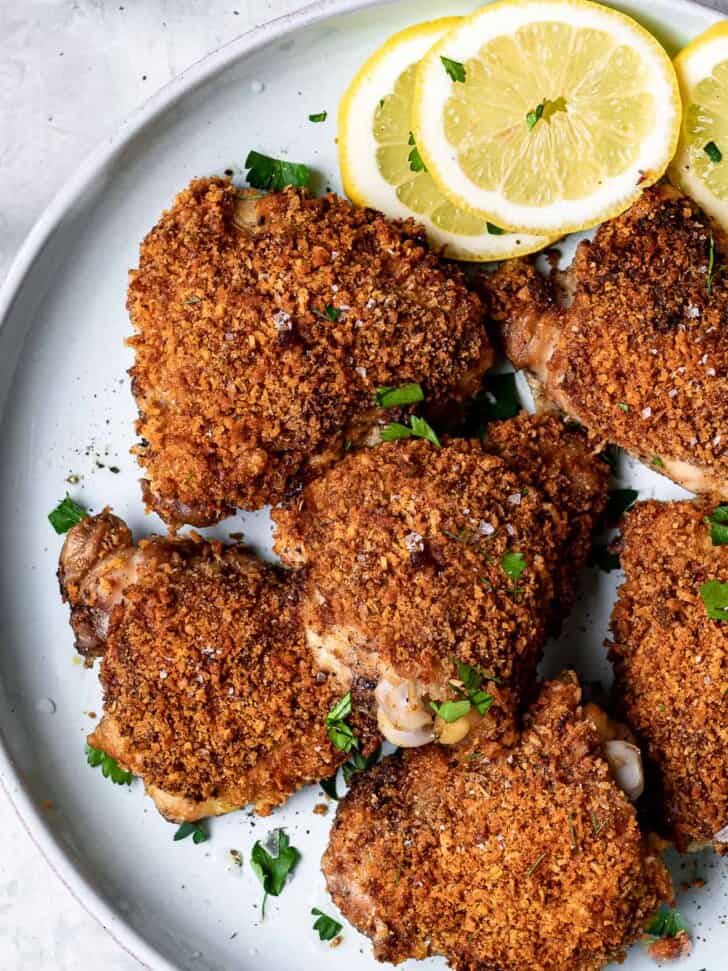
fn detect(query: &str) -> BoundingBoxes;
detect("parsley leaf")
[647,907,687,939]
[312,908,342,941]
[380,415,441,448]
[325,692,359,753]
[486,222,505,235]
[251,829,301,917]
[323,305,340,321]
[526,102,545,131]
[705,140,722,163]
[173,821,208,844]
[605,488,638,523]
[651,455,665,468]
[431,661,497,722]
[85,743,132,786]
[320,774,340,800]
[501,551,527,599]
[407,132,427,173]
[49,495,88,534]
[700,579,728,620]
[342,744,382,786]
[375,383,425,408]
[706,504,728,546]
[471,372,521,432]
[308,111,327,123]
[599,445,620,476]
[440,56,466,83]
[430,698,471,723]
[244,150,311,192]
[707,230,723,294]
[618,402,630,412]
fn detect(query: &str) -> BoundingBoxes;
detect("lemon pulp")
[683,60,728,200]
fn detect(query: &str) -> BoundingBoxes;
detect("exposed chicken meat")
[480,184,728,496]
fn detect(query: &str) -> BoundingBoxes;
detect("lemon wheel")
[412,0,681,235]
[337,17,554,260]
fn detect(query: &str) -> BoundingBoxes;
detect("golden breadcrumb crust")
[323,673,672,971]
[127,178,491,526]
[88,530,376,818]
[481,185,728,489]
[273,415,607,710]
[610,499,728,852]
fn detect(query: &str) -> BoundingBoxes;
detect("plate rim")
[0,0,721,968]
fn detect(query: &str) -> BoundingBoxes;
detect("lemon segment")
[670,21,728,229]
[413,0,681,235]
[338,17,554,260]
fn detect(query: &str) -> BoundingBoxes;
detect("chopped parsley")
[320,774,340,800]
[605,488,638,523]
[311,908,342,941]
[501,551,527,599]
[324,305,341,321]
[707,230,723,294]
[705,140,722,163]
[591,812,604,836]
[430,698,471,723]
[244,150,310,192]
[380,415,441,448]
[647,906,687,939]
[320,744,382,799]
[486,222,505,235]
[375,383,425,408]
[308,111,327,123]
[599,444,620,476]
[706,504,728,546]
[325,692,359,753]
[589,543,620,573]
[651,455,665,468]
[469,372,521,435]
[525,852,546,877]
[440,56,466,83]
[250,829,301,918]
[526,101,545,131]
[49,495,88,534]
[618,402,629,412]
[431,660,496,722]
[173,821,208,844]
[700,579,728,620]
[85,743,132,785]
[407,132,427,173]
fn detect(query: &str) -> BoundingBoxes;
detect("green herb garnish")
[605,488,638,523]
[600,444,620,476]
[342,744,382,786]
[325,692,359,753]
[49,495,88,534]
[707,230,723,294]
[311,908,342,941]
[430,698,472,723]
[375,383,425,408]
[244,150,310,192]
[618,402,629,413]
[700,579,728,620]
[705,141,722,163]
[501,551,527,599]
[431,660,496,722]
[526,101,545,131]
[647,906,687,939]
[591,812,603,836]
[706,504,728,546]
[380,415,441,448]
[320,774,340,800]
[440,56,466,83]
[308,111,327,123]
[471,372,521,431]
[526,852,546,877]
[407,132,427,173]
[589,544,620,573]
[85,743,132,786]
[486,222,505,235]
[324,305,341,321]
[173,821,208,844]
[651,455,665,468]
[251,829,301,918]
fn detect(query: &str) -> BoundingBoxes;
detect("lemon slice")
[412,0,681,235]
[670,22,728,228]
[338,17,554,260]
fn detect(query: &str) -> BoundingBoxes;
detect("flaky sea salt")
[641,406,652,419]
[404,531,424,553]
[273,310,292,332]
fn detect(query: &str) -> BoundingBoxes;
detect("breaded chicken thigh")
[323,673,672,971]
[610,499,728,853]
[127,179,492,527]
[58,512,377,820]
[273,415,607,749]
[482,185,728,496]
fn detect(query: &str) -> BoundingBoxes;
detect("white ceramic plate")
[0,1,726,968]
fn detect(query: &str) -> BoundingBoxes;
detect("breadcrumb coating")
[273,416,607,736]
[59,516,376,820]
[610,499,728,853]
[323,673,672,971]
[127,178,492,526]
[481,185,728,496]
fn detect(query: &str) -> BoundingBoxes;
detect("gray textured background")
[0,0,726,967]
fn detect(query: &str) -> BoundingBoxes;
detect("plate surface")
[0,1,726,969]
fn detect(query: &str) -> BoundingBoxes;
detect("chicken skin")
[323,673,672,971]
[127,178,492,527]
[273,415,607,749]
[58,511,377,821]
[482,185,728,496]
[610,499,728,853]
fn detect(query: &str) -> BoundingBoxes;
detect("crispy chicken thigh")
[610,499,728,853]
[323,673,672,971]
[273,415,607,749]
[127,179,492,527]
[58,511,377,820]
[482,185,728,496]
